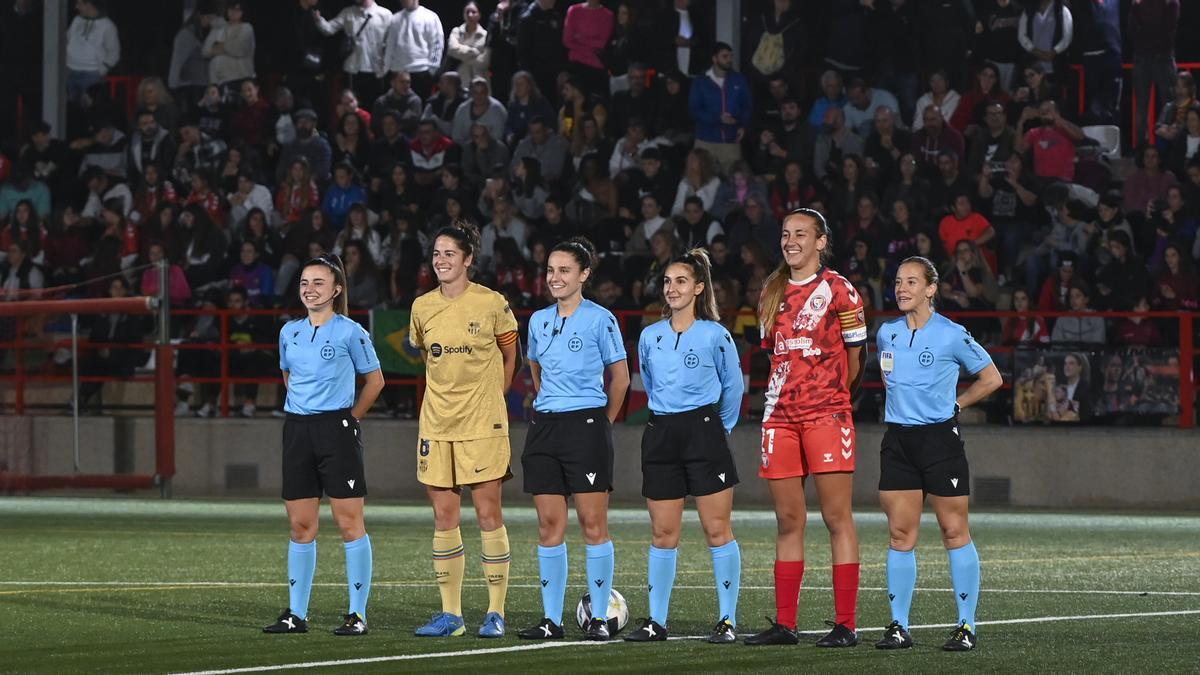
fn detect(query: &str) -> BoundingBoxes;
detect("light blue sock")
[647,546,677,625]
[537,543,568,625]
[710,540,741,626]
[287,540,316,618]
[344,534,372,619]
[947,540,980,628]
[886,547,917,628]
[586,540,615,620]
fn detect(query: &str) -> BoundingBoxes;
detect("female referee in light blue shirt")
[624,249,744,645]
[874,256,1002,652]
[263,253,384,637]
[517,237,630,642]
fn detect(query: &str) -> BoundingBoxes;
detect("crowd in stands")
[0,0,1196,415]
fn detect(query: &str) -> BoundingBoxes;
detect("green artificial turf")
[1,498,1197,673]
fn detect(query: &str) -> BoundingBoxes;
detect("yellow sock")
[432,527,465,616]
[480,525,511,616]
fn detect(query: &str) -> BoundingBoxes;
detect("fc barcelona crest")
[467,321,481,336]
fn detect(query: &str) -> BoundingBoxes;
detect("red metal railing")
[1069,62,1200,148]
[1,306,1195,428]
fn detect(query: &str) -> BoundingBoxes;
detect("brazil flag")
[370,309,425,374]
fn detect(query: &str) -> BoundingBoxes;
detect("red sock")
[774,560,805,629]
[832,562,860,630]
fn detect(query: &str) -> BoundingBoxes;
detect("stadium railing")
[1,305,1195,429]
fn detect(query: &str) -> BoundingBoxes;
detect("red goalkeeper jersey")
[761,267,868,424]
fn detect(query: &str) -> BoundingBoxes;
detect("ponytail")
[899,255,939,310]
[759,208,832,330]
[432,218,482,270]
[549,236,597,277]
[662,248,719,322]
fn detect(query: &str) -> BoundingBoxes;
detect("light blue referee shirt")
[527,299,627,413]
[279,314,380,415]
[638,318,744,433]
[877,312,993,425]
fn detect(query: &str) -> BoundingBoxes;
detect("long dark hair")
[662,248,719,322]
[758,208,833,330]
[432,219,482,270]
[301,252,349,315]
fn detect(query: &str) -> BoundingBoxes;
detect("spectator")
[1147,186,1197,267]
[313,0,393,105]
[372,72,422,138]
[912,105,965,176]
[806,69,846,129]
[383,0,444,97]
[228,240,274,303]
[950,63,1011,134]
[127,110,176,188]
[0,200,44,264]
[331,111,372,179]
[275,109,332,184]
[138,204,185,266]
[322,163,369,230]
[270,87,297,154]
[135,77,181,136]
[373,163,420,225]
[1114,296,1162,346]
[671,148,720,215]
[1050,282,1105,344]
[724,193,778,266]
[627,193,672,257]
[275,158,320,225]
[81,166,132,220]
[1166,108,1200,177]
[912,70,960,132]
[410,119,460,189]
[20,122,75,202]
[863,106,911,186]
[938,193,994,259]
[978,0,1024,90]
[559,76,607,141]
[341,238,382,309]
[609,63,659,136]
[505,71,556,145]
[202,1,256,94]
[940,238,999,316]
[913,229,946,270]
[1016,100,1084,183]
[1018,0,1073,79]
[828,155,873,225]
[978,153,1040,284]
[76,276,148,410]
[334,203,383,263]
[422,71,467,138]
[233,207,283,270]
[280,210,336,289]
[511,157,550,222]
[812,106,863,183]
[462,123,511,189]
[1130,0,1180,145]
[1155,72,1199,147]
[445,2,490,86]
[842,194,884,251]
[608,118,657,178]
[179,206,227,292]
[230,80,272,151]
[620,146,677,214]
[562,0,614,97]
[1073,0,1122,125]
[452,77,508,147]
[768,161,816,221]
[65,0,120,105]
[1010,63,1058,121]
[195,84,229,140]
[882,153,930,220]
[227,172,272,230]
[880,200,921,305]
[479,196,528,271]
[673,195,723,250]
[605,4,653,92]
[510,116,569,184]
[1091,190,1137,265]
[1001,287,1051,345]
[753,96,809,179]
[131,164,178,226]
[0,166,50,221]
[73,120,128,181]
[1122,145,1178,214]
[168,7,215,102]
[1038,254,1077,311]
[184,172,226,228]
[567,113,610,173]
[517,0,567,106]
[633,228,678,308]
[927,151,972,222]
[369,112,411,187]
[689,42,752,173]
[223,285,275,416]
[966,102,1017,179]
[1152,242,1198,311]
[1094,230,1150,310]
[842,79,900,138]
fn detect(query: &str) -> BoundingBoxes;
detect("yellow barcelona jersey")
[410,283,519,440]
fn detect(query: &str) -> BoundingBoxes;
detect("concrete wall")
[20,417,1199,509]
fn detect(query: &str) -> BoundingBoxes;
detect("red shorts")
[759,413,856,479]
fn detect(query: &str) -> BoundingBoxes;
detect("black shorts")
[522,407,614,495]
[878,418,969,497]
[282,409,367,500]
[641,406,739,500]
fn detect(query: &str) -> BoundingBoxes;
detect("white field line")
[3,580,1199,597]
[171,608,1200,675]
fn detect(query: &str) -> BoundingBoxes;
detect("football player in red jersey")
[745,208,868,647]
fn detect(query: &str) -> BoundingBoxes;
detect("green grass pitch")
[1,498,1198,673]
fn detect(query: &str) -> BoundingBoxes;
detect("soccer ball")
[575,589,629,635]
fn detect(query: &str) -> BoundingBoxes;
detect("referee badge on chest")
[919,350,935,367]
[320,344,335,360]
[879,351,894,374]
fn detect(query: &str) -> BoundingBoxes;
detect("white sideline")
[172,608,1200,675]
